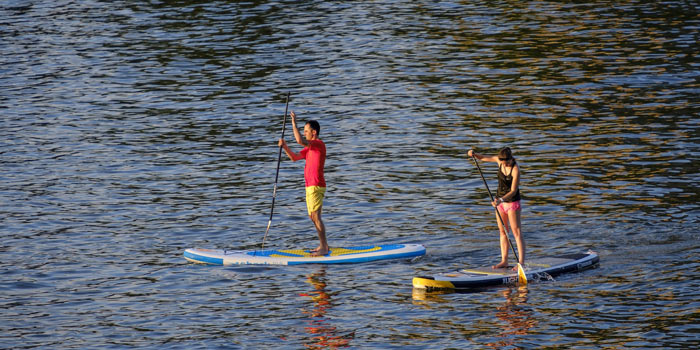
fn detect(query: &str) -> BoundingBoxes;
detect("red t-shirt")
[300,139,326,187]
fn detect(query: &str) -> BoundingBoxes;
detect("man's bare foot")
[492,261,509,269]
[310,246,321,253]
[311,247,329,257]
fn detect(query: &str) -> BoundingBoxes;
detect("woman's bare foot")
[492,261,509,269]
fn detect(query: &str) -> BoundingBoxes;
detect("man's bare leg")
[309,209,328,256]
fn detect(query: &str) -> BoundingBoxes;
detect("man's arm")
[279,139,304,161]
[290,111,307,146]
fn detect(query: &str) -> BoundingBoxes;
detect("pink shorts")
[498,200,521,215]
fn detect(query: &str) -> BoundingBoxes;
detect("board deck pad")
[413,251,599,290]
[184,244,425,266]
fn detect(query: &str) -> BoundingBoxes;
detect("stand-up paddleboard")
[184,243,425,266]
[413,251,599,291]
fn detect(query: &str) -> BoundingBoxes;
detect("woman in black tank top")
[498,162,521,202]
[467,147,525,269]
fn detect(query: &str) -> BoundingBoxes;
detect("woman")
[468,147,525,269]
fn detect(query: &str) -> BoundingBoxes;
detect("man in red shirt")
[279,111,328,256]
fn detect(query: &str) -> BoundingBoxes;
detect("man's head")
[304,120,320,140]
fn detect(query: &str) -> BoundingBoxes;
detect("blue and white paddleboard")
[184,244,426,265]
[413,251,599,290]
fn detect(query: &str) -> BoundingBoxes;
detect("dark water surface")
[1,1,698,349]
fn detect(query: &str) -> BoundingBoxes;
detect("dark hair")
[307,120,320,135]
[498,147,513,160]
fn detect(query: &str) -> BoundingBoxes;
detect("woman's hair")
[498,147,513,160]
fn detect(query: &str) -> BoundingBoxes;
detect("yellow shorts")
[305,186,326,216]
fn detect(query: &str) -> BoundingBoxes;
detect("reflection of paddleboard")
[413,251,599,290]
[184,244,426,265]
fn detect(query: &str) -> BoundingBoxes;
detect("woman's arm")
[468,150,498,162]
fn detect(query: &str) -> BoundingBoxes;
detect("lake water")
[1,0,698,349]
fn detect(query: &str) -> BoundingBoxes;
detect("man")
[278,111,328,256]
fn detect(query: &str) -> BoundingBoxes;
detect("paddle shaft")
[470,155,520,263]
[261,92,290,250]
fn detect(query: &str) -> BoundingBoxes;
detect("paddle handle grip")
[272,92,290,187]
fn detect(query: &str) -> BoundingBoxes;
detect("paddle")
[470,154,528,285]
[261,92,290,252]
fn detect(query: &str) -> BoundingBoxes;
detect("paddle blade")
[517,263,528,285]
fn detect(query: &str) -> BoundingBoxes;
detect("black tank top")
[497,162,521,202]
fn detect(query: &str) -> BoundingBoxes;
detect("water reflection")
[411,287,457,303]
[487,286,536,349]
[411,285,536,347]
[298,267,353,349]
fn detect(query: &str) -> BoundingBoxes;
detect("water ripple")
[1,0,698,348]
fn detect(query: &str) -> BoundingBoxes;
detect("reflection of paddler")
[301,271,331,317]
[299,268,354,348]
[488,286,536,348]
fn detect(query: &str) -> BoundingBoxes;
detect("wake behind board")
[184,243,425,266]
[413,251,599,291]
